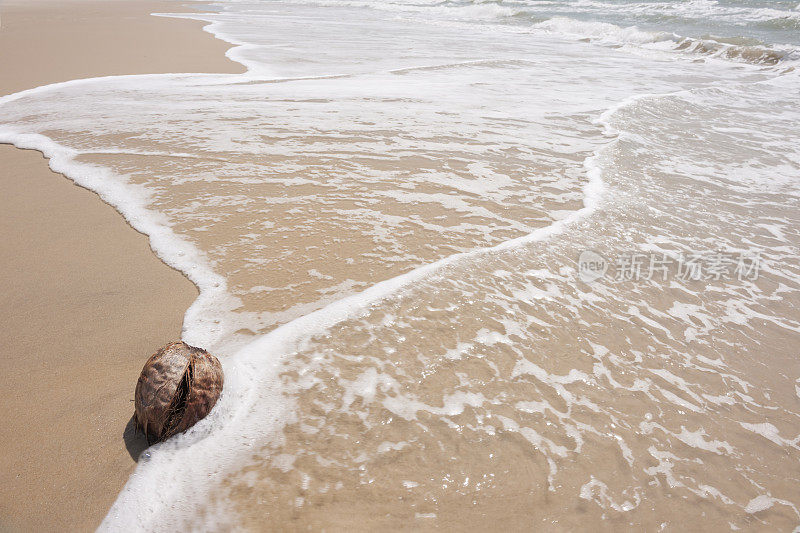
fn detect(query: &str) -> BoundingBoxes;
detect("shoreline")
[0,1,243,530]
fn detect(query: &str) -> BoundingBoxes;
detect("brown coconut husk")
[134,341,223,444]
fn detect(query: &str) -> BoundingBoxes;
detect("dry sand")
[0,1,243,530]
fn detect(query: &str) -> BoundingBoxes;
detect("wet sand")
[0,1,243,530]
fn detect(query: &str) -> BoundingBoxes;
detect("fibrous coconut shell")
[134,341,223,444]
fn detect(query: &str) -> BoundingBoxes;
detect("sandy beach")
[0,1,242,530]
[2,0,799,529]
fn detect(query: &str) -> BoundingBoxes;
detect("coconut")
[134,341,224,444]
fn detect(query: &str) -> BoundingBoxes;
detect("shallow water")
[1,0,799,529]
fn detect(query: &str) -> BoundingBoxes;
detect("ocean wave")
[534,16,680,45]
[533,16,800,65]
[278,0,522,20]
[562,0,800,25]
[272,0,800,64]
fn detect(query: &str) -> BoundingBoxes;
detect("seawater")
[0,0,798,529]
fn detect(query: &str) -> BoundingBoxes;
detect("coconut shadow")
[123,415,149,461]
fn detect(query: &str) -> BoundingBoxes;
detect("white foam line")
[213,86,644,364]
[0,73,201,106]
[0,129,240,350]
[153,11,272,76]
